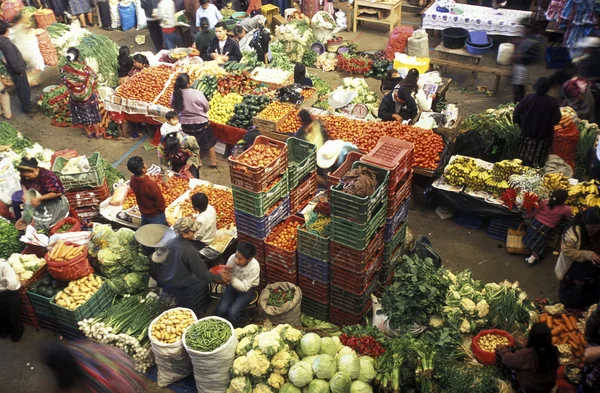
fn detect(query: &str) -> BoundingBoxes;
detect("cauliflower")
[267,373,285,389]
[283,327,302,344]
[271,346,293,374]
[247,350,271,377]
[429,316,444,328]
[461,298,476,314]
[237,337,253,356]
[459,319,472,333]
[252,383,273,393]
[257,331,282,356]
[227,376,252,393]
[476,300,489,318]
[233,356,250,376]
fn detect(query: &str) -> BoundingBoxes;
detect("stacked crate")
[229,136,289,289]
[328,161,389,326]
[362,137,414,288]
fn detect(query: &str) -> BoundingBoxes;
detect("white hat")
[317,140,345,169]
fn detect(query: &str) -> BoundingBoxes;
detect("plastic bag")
[385,25,413,60]
[119,1,137,32]
[410,236,441,269]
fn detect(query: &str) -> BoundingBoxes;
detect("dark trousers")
[0,290,24,341]
[215,286,256,327]
[98,2,111,28]
[147,20,164,52]
[9,71,32,112]
[513,84,526,103]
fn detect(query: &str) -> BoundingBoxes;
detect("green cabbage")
[320,337,337,357]
[289,361,314,388]
[308,379,330,393]
[281,383,302,393]
[330,372,352,393]
[357,359,375,383]
[350,381,372,393]
[313,354,336,379]
[338,354,360,380]
[300,333,321,356]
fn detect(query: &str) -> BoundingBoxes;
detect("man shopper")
[0,20,35,114]
[208,21,242,63]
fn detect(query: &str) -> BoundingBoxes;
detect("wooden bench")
[429,58,512,96]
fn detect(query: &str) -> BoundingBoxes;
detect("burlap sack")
[258,282,302,326]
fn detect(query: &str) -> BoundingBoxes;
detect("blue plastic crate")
[298,253,330,283]
[384,198,410,241]
[235,196,290,240]
[455,214,484,230]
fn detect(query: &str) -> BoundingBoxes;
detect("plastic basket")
[232,172,289,217]
[288,137,317,189]
[265,216,305,268]
[64,180,110,209]
[298,274,330,301]
[455,214,484,230]
[386,172,412,218]
[235,196,290,240]
[384,221,407,263]
[50,276,112,332]
[229,136,288,192]
[331,162,389,224]
[290,172,317,213]
[331,202,386,250]
[301,297,329,321]
[327,151,363,187]
[384,198,409,241]
[361,137,414,194]
[329,302,372,326]
[330,228,384,273]
[298,253,330,282]
[330,251,382,295]
[330,278,378,313]
[298,224,330,262]
[266,260,297,284]
[52,152,106,190]
[237,232,266,264]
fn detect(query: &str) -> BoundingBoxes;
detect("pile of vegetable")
[53,274,104,311]
[5,253,46,282]
[79,295,166,372]
[267,287,295,307]
[207,92,244,125]
[29,274,66,298]
[228,94,271,129]
[185,318,232,351]
[150,308,195,344]
[0,219,22,259]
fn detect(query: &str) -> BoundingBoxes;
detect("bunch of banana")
[544,173,570,191]
[466,167,491,191]
[484,177,510,195]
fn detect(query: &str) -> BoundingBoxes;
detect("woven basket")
[506,224,529,255]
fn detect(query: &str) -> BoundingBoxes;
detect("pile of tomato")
[233,143,283,168]
[116,65,174,104]
[266,220,301,252]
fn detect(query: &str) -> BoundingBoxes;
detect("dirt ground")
[0,19,560,393]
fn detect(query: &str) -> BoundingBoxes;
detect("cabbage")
[350,381,372,393]
[335,346,355,361]
[357,360,375,383]
[329,372,352,393]
[331,336,343,353]
[300,333,321,356]
[281,383,302,393]
[338,354,360,380]
[308,379,330,393]
[289,361,314,388]
[320,337,337,357]
[313,354,336,379]
[303,355,318,367]
[359,356,374,366]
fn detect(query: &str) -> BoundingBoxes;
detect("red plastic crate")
[237,232,266,263]
[265,216,305,267]
[361,137,414,195]
[327,151,364,187]
[266,260,298,284]
[330,228,384,273]
[290,172,317,213]
[298,274,329,301]
[330,251,382,295]
[229,136,288,192]
[329,302,372,326]
[65,181,110,208]
[386,172,412,218]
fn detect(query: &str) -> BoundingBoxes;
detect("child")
[128,54,150,78]
[0,259,23,342]
[215,243,260,327]
[192,192,216,247]
[117,46,133,85]
[160,111,182,137]
[126,156,167,226]
[524,189,572,265]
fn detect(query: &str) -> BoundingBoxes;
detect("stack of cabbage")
[227,324,375,393]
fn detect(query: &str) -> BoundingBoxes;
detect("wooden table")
[353,0,402,35]
[434,44,483,65]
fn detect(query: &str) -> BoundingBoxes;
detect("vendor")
[294,63,313,87]
[158,132,201,178]
[378,85,418,123]
[157,217,231,314]
[295,109,327,150]
[191,192,216,248]
[16,157,70,231]
[171,73,218,168]
[208,22,242,63]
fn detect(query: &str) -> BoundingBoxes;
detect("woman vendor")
[555,207,600,309]
[295,109,327,150]
[157,132,201,179]
[378,85,418,123]
[16,157,69,231]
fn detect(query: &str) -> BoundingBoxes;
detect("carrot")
[562,314,574,331]
[551,326,563,335]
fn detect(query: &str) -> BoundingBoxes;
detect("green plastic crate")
[28,290,56,319]
[232,172,289,217]
[298,224,329,262]
[331,162,389,225]
[50,278,113,331]
[287,137,317,189]
[384,221,407,263]
[52,152,106,190]
[331,202,386,250]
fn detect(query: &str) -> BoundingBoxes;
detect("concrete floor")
[0,19,560,392]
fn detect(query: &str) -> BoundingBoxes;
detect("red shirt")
[129,175,166,217]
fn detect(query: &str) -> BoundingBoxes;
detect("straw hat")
[317,140,345,169]
[135,224,175,248]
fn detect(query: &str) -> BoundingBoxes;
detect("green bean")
[185,319,232,352]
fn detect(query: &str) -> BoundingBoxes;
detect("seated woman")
[295,109,328,150]
[16,157,69,231]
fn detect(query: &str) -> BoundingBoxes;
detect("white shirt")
[0,261,20,292]
[195,4,222,29]
[155,0,177,28]
[194,204,217,244]
[225,254,260,292]
[160,122,182,136]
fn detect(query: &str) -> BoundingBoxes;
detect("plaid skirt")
[70,94,101,125]
[523,219,553,255]
[517,137,551,168]
[181,122,217,153]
